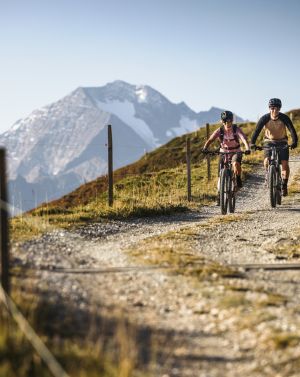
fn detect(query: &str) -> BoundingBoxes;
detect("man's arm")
[279,113,298,146]
[251,114,269,145]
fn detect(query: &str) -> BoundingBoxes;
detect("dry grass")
[127,220,245,281]
[10,160,221,242]
[11,120,282,243]
[264,332,300,350]
[0,279,149,377]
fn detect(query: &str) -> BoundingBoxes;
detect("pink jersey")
[210,126,248,152]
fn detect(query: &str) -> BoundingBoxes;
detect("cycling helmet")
[221,110,234,122]
[268,98,282,108]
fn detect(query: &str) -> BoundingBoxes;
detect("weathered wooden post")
[0,148,10,294]
[206,123,211,181]
[186,137,192,201]
[107,125,113,207]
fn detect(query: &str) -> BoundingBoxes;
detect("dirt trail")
[14,160,300,377]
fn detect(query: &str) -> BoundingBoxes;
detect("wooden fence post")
[206,123,211,181]
[107,125,113,207]
[0,148,10,294]
[186,137,192,201]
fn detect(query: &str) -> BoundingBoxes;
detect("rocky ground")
[12,161,300,377]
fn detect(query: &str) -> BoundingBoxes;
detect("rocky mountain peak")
[0,80,245,212]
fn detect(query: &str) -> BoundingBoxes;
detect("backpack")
[219,124,239,144]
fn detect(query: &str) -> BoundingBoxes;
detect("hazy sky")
[1,0,300,133]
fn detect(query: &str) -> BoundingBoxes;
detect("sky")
[1,0,300,133]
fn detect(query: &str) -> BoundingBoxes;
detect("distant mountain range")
[0,80,244,213]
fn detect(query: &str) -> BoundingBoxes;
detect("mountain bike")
[254,144,290,208]
[203,150,246,215]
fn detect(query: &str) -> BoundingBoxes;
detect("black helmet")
[221,110,234,122]
[268,98,282,108]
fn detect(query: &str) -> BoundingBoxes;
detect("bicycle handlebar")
[253,144,291,151]
[202,150,249,156]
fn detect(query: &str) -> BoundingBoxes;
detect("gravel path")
[13,160,300,377]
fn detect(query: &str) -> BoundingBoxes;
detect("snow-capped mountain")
[0,80,244,212]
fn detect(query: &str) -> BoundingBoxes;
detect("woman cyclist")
[202,111,250,203]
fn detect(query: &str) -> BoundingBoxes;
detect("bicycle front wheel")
[220,168,229,215]
[229,173,236,213]
[276,167,282,205]
[269,165,277,208]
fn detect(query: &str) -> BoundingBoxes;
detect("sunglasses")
[269,106,280,110]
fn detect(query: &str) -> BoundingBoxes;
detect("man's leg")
[281,160,290,180]
[281,160,289,196]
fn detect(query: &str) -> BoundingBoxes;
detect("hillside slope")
[37,111,300,213]
[34,122,255,212]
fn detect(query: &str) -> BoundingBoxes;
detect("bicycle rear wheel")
[220,168,229,215]
[269,165,277,208]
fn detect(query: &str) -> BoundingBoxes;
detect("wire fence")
[7,120,300,214]
[4,123,214,213]
[1,122,300,376]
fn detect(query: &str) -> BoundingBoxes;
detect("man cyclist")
[250,98,298,196]
[202,111,250,203]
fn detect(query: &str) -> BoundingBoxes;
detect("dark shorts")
[263,141,289,162]
[218,152,243,173]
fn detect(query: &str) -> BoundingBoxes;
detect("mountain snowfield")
[0,80,244,212]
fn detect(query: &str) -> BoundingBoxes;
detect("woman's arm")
[203,129,220,149]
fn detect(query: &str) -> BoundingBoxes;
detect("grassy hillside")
[6,111,300,376]
[11,113,300,240]
[44,110,300,212]
[288,108,300,122]
[33,121,254,210]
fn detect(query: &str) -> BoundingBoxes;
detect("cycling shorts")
[263,141,289,162]
[218,152,242,174]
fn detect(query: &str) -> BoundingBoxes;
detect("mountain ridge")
[0,80,245,212]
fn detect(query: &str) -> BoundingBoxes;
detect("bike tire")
[276,167,282,205]
[269,165,277,208]
[229,173,236,213]
[276,185,282,205]
[220,168,228,215]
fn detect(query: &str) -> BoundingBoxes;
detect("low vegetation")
[10,120,267,241]
[9,113,300,240]
[0,278,150,377]
[5,113,300,376]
